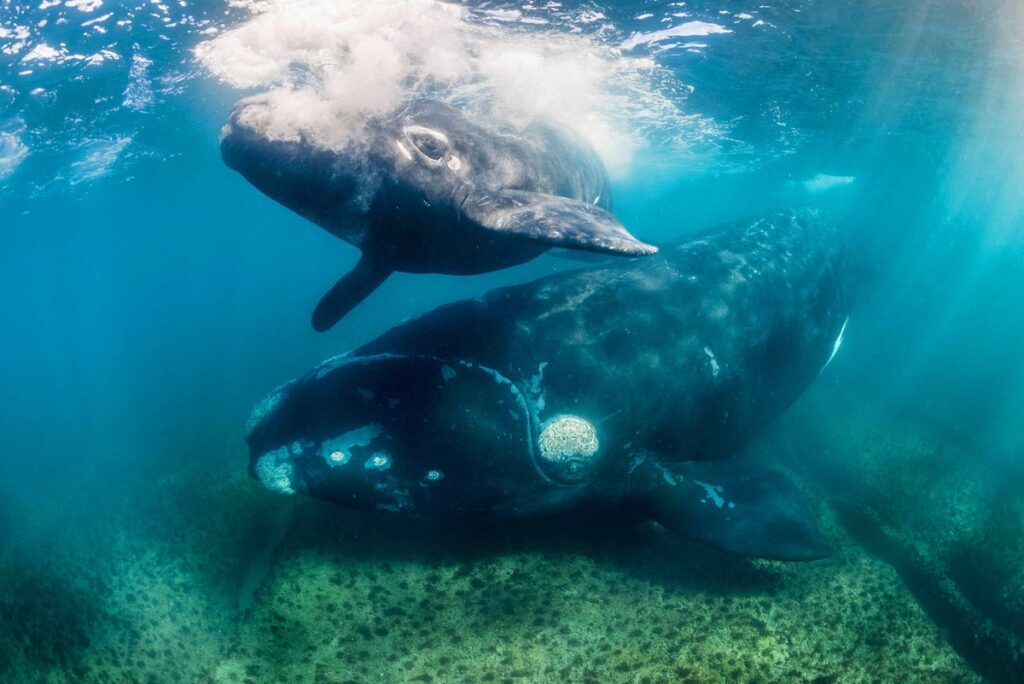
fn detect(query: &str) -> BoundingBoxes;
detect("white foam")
[123,54,154,110]
[194,0,708,176]
[0,132,29,180]
[621,21,732,50]
[82,12,113,26]
[68,136,131,185]
[66,0,103,12]
[22,42,63,62]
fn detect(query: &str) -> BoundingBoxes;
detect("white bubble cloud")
[0,132,29,180]
[194,0,711,176]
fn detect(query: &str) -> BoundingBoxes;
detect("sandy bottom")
[4,385,1018,683]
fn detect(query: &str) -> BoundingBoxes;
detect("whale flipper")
[633,459,830,561]
[464,190,657,256]
[312,256,393,332]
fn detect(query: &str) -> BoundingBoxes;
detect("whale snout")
[245,354,540,514]
[223,96,276,139]
[220,97,278,166]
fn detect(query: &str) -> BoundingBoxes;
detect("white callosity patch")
[694,480,736,509]
[321,423,383,468]
[245,381,293,439]
[193,0,708,176]
[537,414,599,482]
[364,453,392,471]
[526,361,548,416]
[255,447,296,495]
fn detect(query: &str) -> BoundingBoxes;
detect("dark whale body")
[245,212,849,561]
[220,97,656,331]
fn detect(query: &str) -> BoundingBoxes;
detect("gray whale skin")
[245,211,849,561]
[220,97,656,331]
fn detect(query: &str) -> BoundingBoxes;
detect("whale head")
[219,94,372,246]
[221,96,655,264]
[219,96,530,256]
[244,353,576,516]
[221,94,656,331]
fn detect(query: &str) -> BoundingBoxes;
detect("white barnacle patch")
[440,364,456,382]
[321,423,383,469]
[694,480,726,509]
[446,155,461,171]
[255,447,296,495]
[424,469,444,482]
[703,346,721,378]
[364,452,392,471]
[537,415,599,482]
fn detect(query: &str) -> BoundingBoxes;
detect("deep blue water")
[2,0,1023,680]
[3,0,1020,491]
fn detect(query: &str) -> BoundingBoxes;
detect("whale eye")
[404,126,448,163]
[411,133,445,160]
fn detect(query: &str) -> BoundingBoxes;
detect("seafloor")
[2,384,1022,683]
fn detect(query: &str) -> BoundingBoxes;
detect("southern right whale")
[244,211,849,561]
[220,96,656,332]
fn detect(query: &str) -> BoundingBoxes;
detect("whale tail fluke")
[312,255,393,332]
[631,458,831,562]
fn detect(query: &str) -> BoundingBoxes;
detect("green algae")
[228,504,977,683]
[774,385,1024,683]
[0,423,987,684]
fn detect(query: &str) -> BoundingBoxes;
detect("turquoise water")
[2,1,1023,682]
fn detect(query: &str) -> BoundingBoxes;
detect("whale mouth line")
[322,352,545,476]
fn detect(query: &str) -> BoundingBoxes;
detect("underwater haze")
[2,0,1024,682]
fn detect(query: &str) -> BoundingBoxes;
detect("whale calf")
[244,211,848,561]
[220,97,656,331]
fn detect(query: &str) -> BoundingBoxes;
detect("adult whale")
[220,96,656,332]
[244,211,849,561]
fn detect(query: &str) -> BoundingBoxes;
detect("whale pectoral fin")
[464,190,657,256]
[633,460,831,561]
[311,255,392,332]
